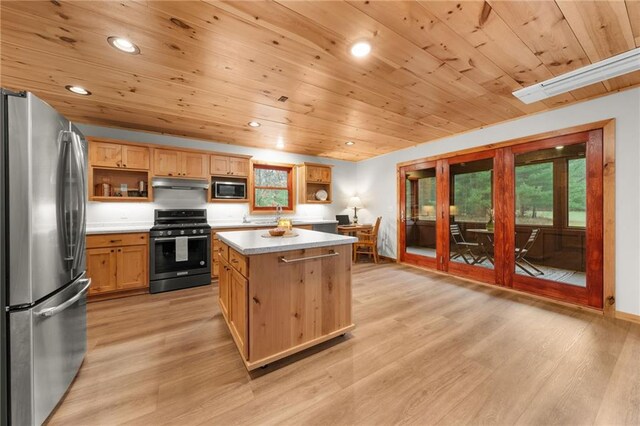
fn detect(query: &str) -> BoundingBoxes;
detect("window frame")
[250,161,296,213]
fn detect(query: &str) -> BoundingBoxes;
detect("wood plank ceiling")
[1,1,639,161]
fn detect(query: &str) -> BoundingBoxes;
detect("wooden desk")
[338,224,372,236]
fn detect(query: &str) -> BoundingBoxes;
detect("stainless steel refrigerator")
[1,90,89,425]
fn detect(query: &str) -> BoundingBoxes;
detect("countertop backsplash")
[86,187,350,229]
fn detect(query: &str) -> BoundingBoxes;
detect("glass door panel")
[514,143,586,287]
[508,130,603,309]
[448,158,495,273]
[401,165,438,266]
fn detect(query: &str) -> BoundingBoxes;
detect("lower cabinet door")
[229,269,248,359]
[86,248,118,295]
[116,245,148,290]
[218,261,230,320]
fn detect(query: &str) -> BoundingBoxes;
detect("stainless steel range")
[149,209,211,293]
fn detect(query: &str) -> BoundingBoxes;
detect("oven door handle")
[153,236,209,242]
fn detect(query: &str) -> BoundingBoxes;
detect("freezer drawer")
[10,275,89,425]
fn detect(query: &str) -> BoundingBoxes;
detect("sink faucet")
[275,205,283,223]
[242,214,250,224]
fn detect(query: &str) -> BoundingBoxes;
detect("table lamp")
[348,196,364,224]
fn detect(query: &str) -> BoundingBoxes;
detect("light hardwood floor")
[48,263,640,425]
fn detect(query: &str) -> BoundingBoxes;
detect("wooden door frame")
[504,130,603,309]
[443,149,499,285]
[397,160,439,269]
[396,119,615,316]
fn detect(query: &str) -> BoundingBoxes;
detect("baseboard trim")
[379,255,397,263]
[615,311,640,325]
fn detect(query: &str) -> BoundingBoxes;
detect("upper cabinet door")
[90,142,122,168]
[121,145,150,170]
[181,152,208,178]
[319,167,331,183]
[229,157,250,177]
[210,155,230,175]
[154,149,181,177]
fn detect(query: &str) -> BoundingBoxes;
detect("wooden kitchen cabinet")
[154,149,208,178]
[216,239,353,370]
[116,245,148,290]
[90,142,121,168]
[298,162,333,204]
[89,140,150,170]
[218,257,231,320]
[182,152,208,178]
[86,248,117,294]
[86,233,149,300]
[210,154,251,177]
[121,145,150,170]
[229,268,248,359]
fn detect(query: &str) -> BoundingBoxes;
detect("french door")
[399,129,604,309]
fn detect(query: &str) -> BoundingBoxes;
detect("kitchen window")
[251,162,295,212]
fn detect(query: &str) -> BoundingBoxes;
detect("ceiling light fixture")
[276,137,285,149]
[248,121,261,128]
[65,85,91,96]
[107,36,140,54]
[345,141,355,146]
[513,47,640,104]
[350,41,371,58]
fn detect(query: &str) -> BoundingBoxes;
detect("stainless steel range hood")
[151,177,209,190]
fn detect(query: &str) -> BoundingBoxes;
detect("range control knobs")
[192,230,197,234]
[180,230,185,235]
[167,231,172,236]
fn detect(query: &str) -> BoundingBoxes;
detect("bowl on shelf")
[268,228,286,237]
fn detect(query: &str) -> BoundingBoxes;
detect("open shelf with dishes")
[89,167,152,202]
[298,162,332,204]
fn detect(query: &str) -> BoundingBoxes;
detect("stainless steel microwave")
[214,181,246,199]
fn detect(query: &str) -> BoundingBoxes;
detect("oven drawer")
[229,248,248,278]
[87,233,148,249]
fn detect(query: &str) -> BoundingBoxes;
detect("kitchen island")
[216,228,357,370]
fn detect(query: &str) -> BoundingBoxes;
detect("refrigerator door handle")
[56,130,74,264]
[70,131,86,272]
[34,278,91,318]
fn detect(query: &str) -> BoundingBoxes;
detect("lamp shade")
[347,196,364,209]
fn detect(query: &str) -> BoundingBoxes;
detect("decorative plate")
[315,189,328,201]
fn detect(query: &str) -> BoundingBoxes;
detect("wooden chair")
[353,217,382,263]
[515,228,544,276]
[449,224,482,265]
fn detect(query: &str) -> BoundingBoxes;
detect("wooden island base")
[216,236,355,371]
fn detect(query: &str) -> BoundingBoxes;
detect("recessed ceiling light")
[107,36,140,54]
[350,41,371,58]
[248,121,261,128]
[556,146,564,150]
[65,85,91,96]
[345,141,355,146]
[276,137,285,149]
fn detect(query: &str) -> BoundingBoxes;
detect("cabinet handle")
[231,259,238,263]
[109,239,122,243]
[118,249,122,252]
[111,249,114,253]
[123,164,127,168]
[280,251,339,263]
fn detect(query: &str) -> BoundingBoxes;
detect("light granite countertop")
[86,219,338,235]
[210,219,338,229]
[217,228,356,255]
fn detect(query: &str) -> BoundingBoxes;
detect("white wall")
[79,125,358,225]
[355,88,640,316]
